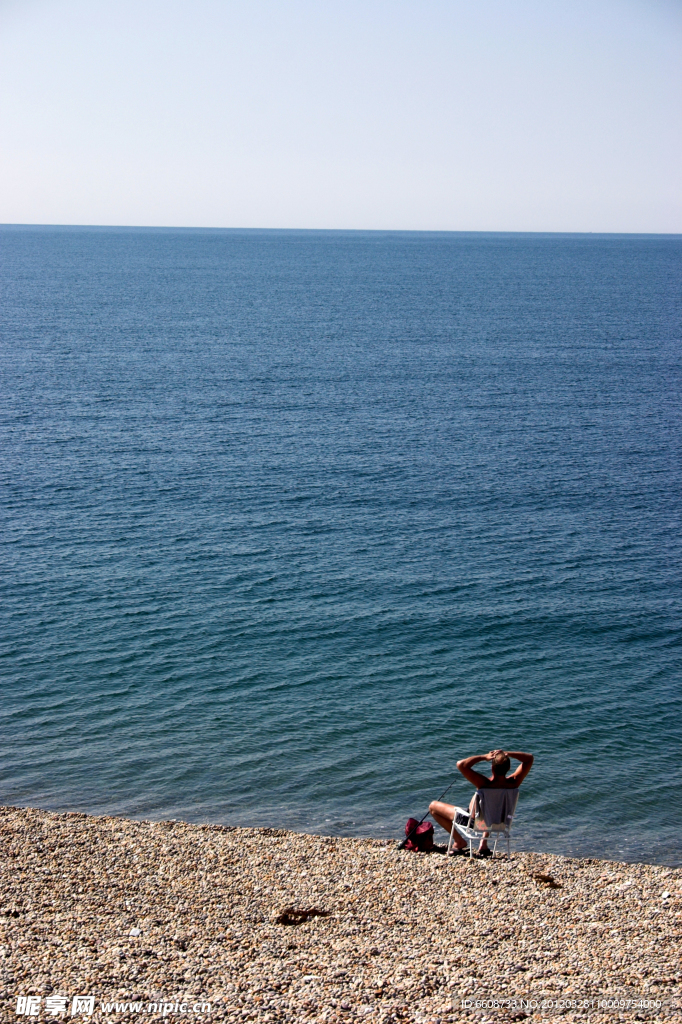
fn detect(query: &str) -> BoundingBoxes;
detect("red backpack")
[404,817,434,852]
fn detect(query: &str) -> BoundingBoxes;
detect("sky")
[0,0,680,232]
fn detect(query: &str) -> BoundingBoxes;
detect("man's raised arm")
[508,751,534,783]
[457,752,494,787]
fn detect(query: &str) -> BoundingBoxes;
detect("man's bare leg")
[430,800,491,853]
[428,801,467,850]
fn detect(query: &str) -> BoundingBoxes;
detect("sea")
[1,226,681,866]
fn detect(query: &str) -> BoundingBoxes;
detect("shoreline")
[5,801,677,870]
[2,805,680,1022]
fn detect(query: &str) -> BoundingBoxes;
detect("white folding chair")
[447,789,519,859]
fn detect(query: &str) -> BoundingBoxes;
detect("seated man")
[429,749,534,857]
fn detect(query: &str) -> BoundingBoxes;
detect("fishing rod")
[397,771,460,850]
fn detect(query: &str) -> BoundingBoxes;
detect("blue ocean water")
[1,226,681,865]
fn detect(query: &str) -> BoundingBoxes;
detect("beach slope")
[1,806,679,1022]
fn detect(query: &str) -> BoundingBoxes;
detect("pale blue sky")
[1,0,680,231]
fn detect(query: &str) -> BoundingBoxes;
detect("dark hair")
[492,751,511,777]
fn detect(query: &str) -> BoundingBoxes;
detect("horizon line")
[1,222,681,238]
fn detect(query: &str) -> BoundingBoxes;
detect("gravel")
[1,805,680,1022]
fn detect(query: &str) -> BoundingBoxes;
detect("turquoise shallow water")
[1,226,681,864]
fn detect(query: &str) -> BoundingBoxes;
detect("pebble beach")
[1,806,680,1023]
